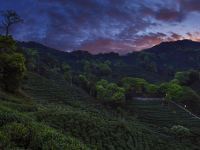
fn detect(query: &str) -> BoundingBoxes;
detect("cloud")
[155,8,185,22]
[80,32,168,54]
[169,32,183,40]
[80,32,189,54]
[0,0,200,54]
[185,32,200,41]
[178,0,200,12]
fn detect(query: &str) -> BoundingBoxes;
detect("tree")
[95,60,112,76]
[100,60,112,75]
[96,80,108,100]
[179,87,200,114]
[0,36,26,92]
[146,84,159,97]
[188,70,200,84]
[62,63,72,85]
[0,10,23,36]
[171,125,191,142]
[83,60,92,75]
[175,70,200,86]
[97,62,112,76]
[111,87,125,103]
[175,71,189,85]
[24,48,39,71]
[0,53,26,92]
[159,83,169,95]
[121,77,148,98]
[0,35,17,52]
[159,82,183,101]
[138,52,157,72]
[72,73,96,96]
[104,60,111,66]
[96,79,125,104]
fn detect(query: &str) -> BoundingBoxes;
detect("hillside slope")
[19,40,200,83]
[0,72,200,149]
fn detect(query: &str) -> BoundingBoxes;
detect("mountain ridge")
[19,39,200,56]
[146,39,200,53]
[18,39,200,83]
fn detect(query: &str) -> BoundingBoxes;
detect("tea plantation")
[0,72,199,149]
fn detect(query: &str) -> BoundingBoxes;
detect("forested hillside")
[19,39,200,82]
[1,36,200,149]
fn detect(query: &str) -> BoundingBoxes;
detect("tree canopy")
[96,79,125,104]
[0,36,26,92]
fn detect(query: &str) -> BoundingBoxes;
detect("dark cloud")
[170,32,183,40]
[178,0,200,12]
[80,32,185,54]
[0,0,200,54]
[155,8,185,22]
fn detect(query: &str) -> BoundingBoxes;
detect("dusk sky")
[1,0,200,54]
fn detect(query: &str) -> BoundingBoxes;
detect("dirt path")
[134,97,164,101]
[170,100,200,120]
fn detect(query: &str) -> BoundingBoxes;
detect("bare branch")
[0,10,23,36]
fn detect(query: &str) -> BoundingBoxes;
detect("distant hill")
[147,40,200,53]
[18,39,200,82]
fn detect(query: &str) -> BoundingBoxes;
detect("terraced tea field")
[18,72,200,149]
[129,100,200,133]
[22,72,93,104]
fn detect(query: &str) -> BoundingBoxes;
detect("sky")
[0,0,200,54]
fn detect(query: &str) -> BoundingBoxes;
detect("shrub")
[171,125,191,142]
[0,131,9,149]
[1,122,89,150]
[0,105,31,126]
[3,122,32,148]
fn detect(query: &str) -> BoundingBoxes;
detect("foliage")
[73,74,96,95]
[43,53,60,72]
[0,52,26,92]
[35,108,187,150]
[96,79,125,104]
[178,87,200,113]
[0,36,26,92]
[171,125,191,142]
[159,82,183,101]
[188,70,200,83]
[175,72,190,85]
[82,60,112,76]
[138,52,157,72]
[121,77,148,96]
[96,62,112,76]
[121,77,161,98]
[62,63,72,83]
[0,36,17,52]
[23,48,38,71]
[2,122,88,150]
[0,71,199,149]
[83,60,92,74]
[18,39,200,83]
[175,70,200,86]
[146,84,159,97]
[1,36,200,149]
